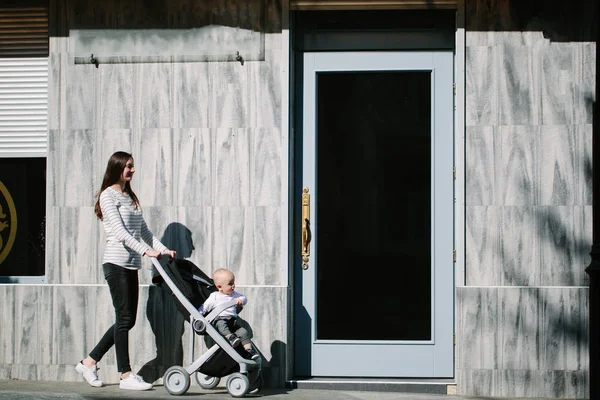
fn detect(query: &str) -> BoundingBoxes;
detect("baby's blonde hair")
[213,268,234,286]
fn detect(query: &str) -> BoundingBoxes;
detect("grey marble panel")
[48,53,62,130]
[465,46,498,127]
[265,33,282,52]
[53,286,104,366]
[465,126,496,206]
[580,124,593,206]
[13,286,42,364]
[465,31,492,47]
[563,288,589,372]
[45,207,60,283]
[498,45,540,126]
[537,42,577,126]
[465,206,502,286]
[565,370,590,399]
[0,364,10,379]
[539,206,590,286]
[538,126,578,206]
[137,63,173,129]
[173,129,212,207]
[136,129,175,207]
[128,285,163,379]
[251,128,282,206]
[456,369,502,397]
[0,286,15,364]
[214,129,251,206]
[500,288,539,370]
[164,207,213,273]
[247,51,282,128]
[47,130,59,207]
[457,287,500,369]
[500,207,539,286]
[38,364,90,383]
[497,126,537,206]
[98,64,135,129]
[208,62,250,128]
[173,63,209,129]
[500,370,539,398]
[579,43,596,125]
[65,62,97,129]
[54,130,98,207]
[465,29,545,47]
[38,286,54,365]
[539,288,589,372]
[211,207,254,281]
[70,27,264,60]
[240,207,282,286]
[46,206,103,284]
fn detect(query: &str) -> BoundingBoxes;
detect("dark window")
[0,158,46,278]
[0,0,49,58]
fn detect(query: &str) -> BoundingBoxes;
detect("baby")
[200,268,259,360]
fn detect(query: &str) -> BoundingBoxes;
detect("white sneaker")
[120,373,153,391]
[75,362,103,387]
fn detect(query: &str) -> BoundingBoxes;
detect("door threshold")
[287,378,456,395]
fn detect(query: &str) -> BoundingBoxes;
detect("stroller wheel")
[226,372,250,398]
[195,372,221,389]
[164,366,191,396]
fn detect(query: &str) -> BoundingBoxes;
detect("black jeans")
[89,263,139,373]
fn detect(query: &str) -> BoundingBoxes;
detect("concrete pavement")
[0,379,575,400]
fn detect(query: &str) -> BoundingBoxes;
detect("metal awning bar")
[291,0,457,10]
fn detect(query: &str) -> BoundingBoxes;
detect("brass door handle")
[301,188,311,270]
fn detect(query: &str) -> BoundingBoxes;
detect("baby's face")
[219,277,235,295]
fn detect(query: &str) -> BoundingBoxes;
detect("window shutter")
[0,4,49,58]
[0,58,48,157]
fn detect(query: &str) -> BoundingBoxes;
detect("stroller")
[151,258,262,397]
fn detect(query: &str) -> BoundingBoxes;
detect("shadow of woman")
[138,222,195,384]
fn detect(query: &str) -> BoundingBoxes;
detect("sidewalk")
[0,379,569,400]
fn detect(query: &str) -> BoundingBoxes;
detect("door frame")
[290,9,462,379]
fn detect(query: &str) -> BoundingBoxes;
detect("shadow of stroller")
[138,222,195,384]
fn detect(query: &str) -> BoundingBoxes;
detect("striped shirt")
[100,187,167,269]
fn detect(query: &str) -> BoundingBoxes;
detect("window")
[0,158,46,281]
[0,0,48,283]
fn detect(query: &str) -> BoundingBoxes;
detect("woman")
[75,151,176,391]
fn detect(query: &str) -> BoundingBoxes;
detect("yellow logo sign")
[0,180,17,265]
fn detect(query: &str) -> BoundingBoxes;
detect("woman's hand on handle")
[165,249,177,259]
[144,249,162,259]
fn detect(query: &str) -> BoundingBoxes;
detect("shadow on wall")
[51,0,282,36]
[138,222,194,384]
[466,0,596,42]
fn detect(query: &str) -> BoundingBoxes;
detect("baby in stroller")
[151,258,262,397]
[199,268,259,360]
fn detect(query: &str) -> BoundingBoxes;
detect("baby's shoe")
[75,361,103,387]
[227,334,241,347]
[246,347,260,361]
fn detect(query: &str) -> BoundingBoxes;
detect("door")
[295,51,454,377]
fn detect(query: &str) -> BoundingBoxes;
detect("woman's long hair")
[94,151,140,220]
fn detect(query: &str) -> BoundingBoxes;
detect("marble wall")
[0,0,595,397]
[460,0,595,397]
[0,0,288,388]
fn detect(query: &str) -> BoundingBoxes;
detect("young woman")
[76,151,176,391]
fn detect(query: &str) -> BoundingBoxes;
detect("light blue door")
[296,51,454,377]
